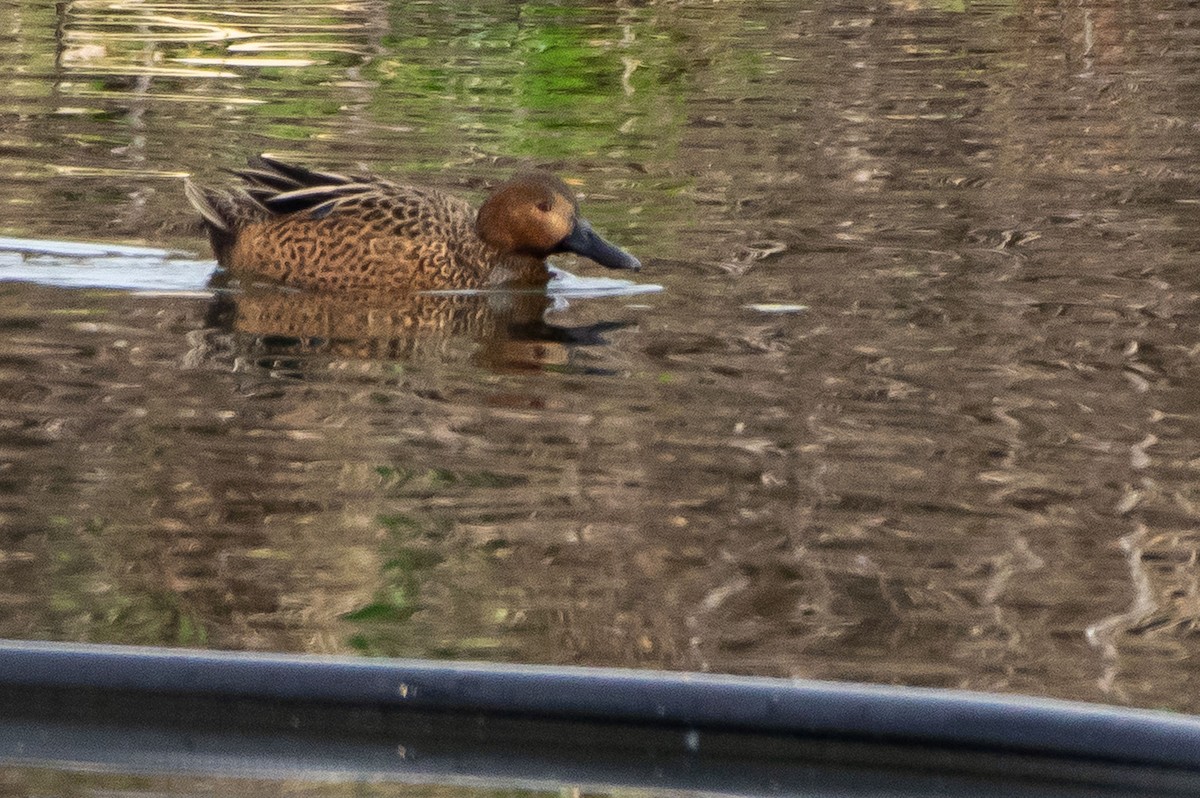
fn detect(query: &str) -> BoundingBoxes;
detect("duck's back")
[187,157,540,291]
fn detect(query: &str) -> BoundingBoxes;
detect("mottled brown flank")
[226,188,538,292]
[186,157,571,291]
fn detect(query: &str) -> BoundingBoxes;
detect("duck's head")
[476,173,641,272]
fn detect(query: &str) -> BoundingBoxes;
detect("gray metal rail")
[0,639,1197,796]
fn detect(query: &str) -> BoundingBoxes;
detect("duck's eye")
[536,200,553,213]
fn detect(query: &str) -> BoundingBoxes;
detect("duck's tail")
[183,178,233,233]
[184,179,236,260]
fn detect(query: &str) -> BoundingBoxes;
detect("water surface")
[2,0,1200,720]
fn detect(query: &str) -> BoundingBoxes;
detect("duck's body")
[185,155,640,292]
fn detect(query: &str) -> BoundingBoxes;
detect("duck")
[184,155,642,292]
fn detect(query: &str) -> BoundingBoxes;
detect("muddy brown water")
[2,0,1200,739]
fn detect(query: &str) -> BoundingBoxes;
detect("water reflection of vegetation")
[371,6,685,162]
[1,0,777,251]
[43,515,210,647]
[345,467,528,659]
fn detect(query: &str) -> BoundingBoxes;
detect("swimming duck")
[185,155,641,292]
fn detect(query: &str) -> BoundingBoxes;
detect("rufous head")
[476,173,641,271]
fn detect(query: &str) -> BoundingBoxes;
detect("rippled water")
[3,0,1200,733]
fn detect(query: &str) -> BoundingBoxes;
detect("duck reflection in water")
[186,155,643,371]
[201,287,629,373]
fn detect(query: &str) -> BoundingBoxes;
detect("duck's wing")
[184,154,318,233]
[183,155,362,252]
[226,154,429,222]
[239,155,481,230]
[231,154,356,193]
